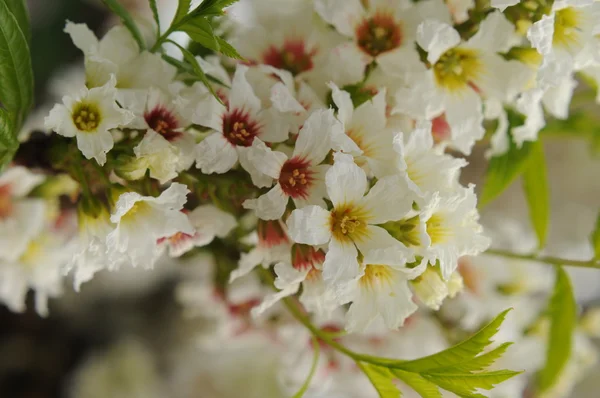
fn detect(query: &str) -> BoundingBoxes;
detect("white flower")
[329,84,398,177]
[315,0,451,84]
[242,109,343,220]
[64,21,176,90]
[335,257,426,332]
[287,153,416,286]
[393,120,467,200]
[229,219,292,282]
[66,204,114,291]
[0,167,46,262]
[411,265,462,310]
[0,233,71,316]
[194,65,291,186]
[106,183,194,269]
[131,130,181,184]
[393,11,532,154]
[420,186,490,279]
[45,75,133,165]
[159,205,237,257]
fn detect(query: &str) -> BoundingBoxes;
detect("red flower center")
[278,157,314,199]
[431,113,451,143]
[222,109,261,147]
[144,106,181,141]
[356,12,402,57]
[0,185,13,219]
[262,39,316,76]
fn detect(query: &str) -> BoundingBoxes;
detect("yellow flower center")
[330,204,368,242]
[19,239,44,269]
[426,213,450,244]
[72,102,102,132]
[553,7,582,50]
[433,48,482,93]
[121,201,151,222]
[360,264,394,290]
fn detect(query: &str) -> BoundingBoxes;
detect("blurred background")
[2,0,600,397]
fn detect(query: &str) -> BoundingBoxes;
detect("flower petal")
[287,205,332,245]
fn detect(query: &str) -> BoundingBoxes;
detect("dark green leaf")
[522,141,550,249]
[392,369,441,398]
[0,0,33,125]
[394,309,511,372]
[178,17,219,52]
[537,266,576,392]
[101,0,146,50]
[0,108,18,170]
[591,212,600,260]
[173,0,191,25]
[357,362,402,398]
[292,335,320,398]
[167,40,223,104]
[148,0,160,38]
[480,111,534,208]
[4,0,30,42]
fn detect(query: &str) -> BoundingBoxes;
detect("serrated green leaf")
[480,110,534,208]
[395,309,511,373]
[357,362,402,398]
[166,40,223,104]
[522,141,550,249]
[173,0,191,25]
[292,335,320,398]
[4,0,30,43]
[178,17,219,52]
[591,212,600,260]
[423,371,522,398]
[537,266,576,392]
[215,35,243,59]
[431,342,513,374]
[148,0,160,37]
[101,0,146,50]
[192,0,238,17]
[0,0,33,125]
[392,369,442,398]
[0,108,18,170]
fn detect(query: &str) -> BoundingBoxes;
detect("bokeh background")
[2,0,600,397]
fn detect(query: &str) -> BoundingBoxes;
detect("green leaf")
[537,266,577,392]
[0,0,34,125]
[0,108,18,170]
[357,362,402,398]
[178,17,218,52]
[423,371,522,398]
[148,0,160,37]
[480,110,534,208]
[167,40,223,104]
[522,140,550,248]
[173,0,191,25]
[192,0,238,17]
[394,309,511,373]
[215,35,243,59]
[101,0,146,50]
[431,343,513,374]
[4,0,30,43]
[392,369,442,398]
[292,335,320,398]
[591,212,600,260]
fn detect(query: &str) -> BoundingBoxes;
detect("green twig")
[485,248,600,269]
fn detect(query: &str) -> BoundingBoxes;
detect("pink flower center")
[262,39,316,76]
[144,106,181,141]
[356,12,402,57]
[278,157,314,199]
[222,109,261,147]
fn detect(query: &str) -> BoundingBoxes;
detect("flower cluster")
[3,0,600,396]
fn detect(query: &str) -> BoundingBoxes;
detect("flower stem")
[485,248,600,269]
